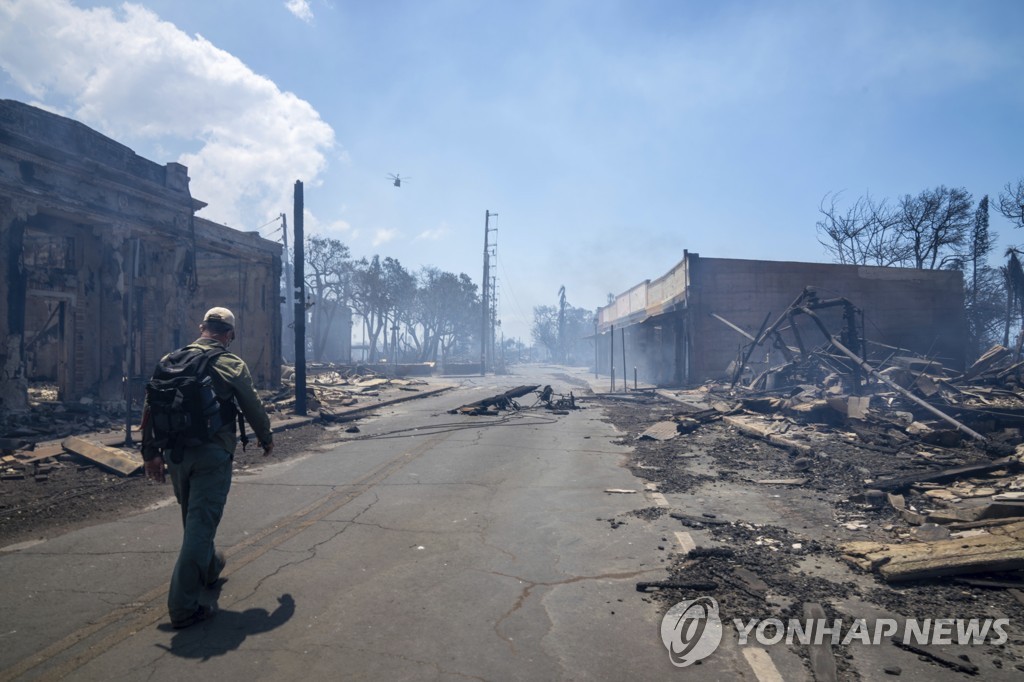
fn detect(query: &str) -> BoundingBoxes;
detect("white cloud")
[414,226,450,241]
[307,214,355,241]
[285,0,314,23]
[371,228,399,246]
[0,0,334,231]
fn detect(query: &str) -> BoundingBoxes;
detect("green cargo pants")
[167,442,232,623]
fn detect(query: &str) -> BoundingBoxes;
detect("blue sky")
[1,0,1022,341]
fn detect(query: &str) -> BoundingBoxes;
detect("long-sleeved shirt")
[142,337,272,460]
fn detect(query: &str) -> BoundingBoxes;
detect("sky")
[1,0,1023,342]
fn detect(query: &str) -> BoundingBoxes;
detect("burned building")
[596,251,966,387]
[0,100,281,412]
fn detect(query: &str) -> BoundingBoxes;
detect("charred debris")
[449,384,581,416]
[711,288,1013,451]
[0,364,432,478]
[651,288,1024,583]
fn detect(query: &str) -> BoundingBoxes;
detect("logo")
[660,596,723,667]
[658,598,1010,668]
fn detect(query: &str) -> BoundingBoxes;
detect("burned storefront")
[0,100,281,412]
[596,251,966,388]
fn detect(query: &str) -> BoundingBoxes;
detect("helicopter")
[387,173,409,188]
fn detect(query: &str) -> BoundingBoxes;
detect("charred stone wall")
[0,100,281,412]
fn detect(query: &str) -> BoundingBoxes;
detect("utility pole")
[490,274,498,369]
[481,210,497,375]
[123,237,140,446]
[280,213,294,362]
[293,181,307,416]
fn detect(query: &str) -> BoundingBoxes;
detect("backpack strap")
[192,346,226,378]
[197,347,250,449]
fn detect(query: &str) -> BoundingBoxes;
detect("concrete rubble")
[654,291,1024,587]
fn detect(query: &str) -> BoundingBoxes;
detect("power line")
[498,257,530,331]
[256,215,282,231]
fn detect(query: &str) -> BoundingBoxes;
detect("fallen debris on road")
[448,385,540,415]
[840,520,1024,582]
[61,436,142,476]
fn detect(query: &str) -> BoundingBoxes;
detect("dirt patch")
[0,422,335,548]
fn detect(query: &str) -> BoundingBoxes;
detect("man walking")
[142,307,274,628]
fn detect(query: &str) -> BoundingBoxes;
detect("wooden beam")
[61,436,142,476]
[871,457,1019,493]
[638,421,680,441]
[841,521,1024,582]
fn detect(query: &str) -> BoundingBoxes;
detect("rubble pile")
[670,339,1024,584]
[0,365,432,483]
[272,364,428,415]
[2,385,121,442]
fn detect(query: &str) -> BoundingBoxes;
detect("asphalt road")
[0,368,753,681]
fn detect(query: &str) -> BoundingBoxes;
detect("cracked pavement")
[0,368,714,681]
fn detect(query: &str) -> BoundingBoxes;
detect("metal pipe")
[610,324,615,392]
[827,335,987,443]
[731,311,771,388]
[710,312,756,341]
[621,327,627,393]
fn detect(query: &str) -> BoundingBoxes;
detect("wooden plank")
[638,421,679,441]
[926,507,986,524]
[723,415,816,456]
[883,541,1024,583]
[353,377,390,387]
[755,478,807,486]
[978,501,1024,520]
[61,436,142,476]
[804,603,838,682]
[871,457,1019,492]
[928,502,1024,525]
[841,521,1024,582]
[946,516,1024,531]
[6,441,65,464]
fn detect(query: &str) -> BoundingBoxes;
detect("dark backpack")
[145,347,234,461]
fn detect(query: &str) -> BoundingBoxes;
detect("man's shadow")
[156,593,295,660]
